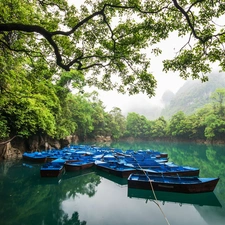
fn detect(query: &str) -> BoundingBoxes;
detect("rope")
[130,154,171,225]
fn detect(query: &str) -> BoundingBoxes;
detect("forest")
[1,1,225,145]
[1,84,225,143]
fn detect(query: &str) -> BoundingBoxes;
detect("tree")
[86,91,107,138]
[0,55,60,138]
[125,112,150,138]
[108,107,126,139]
[202,88,225,140]
[167,111,187,137]
[150,116,167,138]
[210,88,225,117]
[1,0,225,98]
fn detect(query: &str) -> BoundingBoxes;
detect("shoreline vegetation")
[2,88,225,160]
[1,134,225,160]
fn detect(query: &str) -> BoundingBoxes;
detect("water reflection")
[127,188,222,207]
[0,161,100,225]
[1,141,225,225]
[95,169,127,186]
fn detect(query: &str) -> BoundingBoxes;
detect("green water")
[0,141,225,225]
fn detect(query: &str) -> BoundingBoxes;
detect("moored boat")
[139,164,200,177]
[95,160,137,178]
[40,162,65,177]
[23,152,47,163]
[64,160,94,172]
[127,174,219,193]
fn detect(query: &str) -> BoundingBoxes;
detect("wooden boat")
[23,152,47,163]
[122,158,199,177]
[40,162,65,177]
[139,164,200,177]
[137,149,168,159]
[127,188,222,207]
[95,160,137,178]
[127,174,219,193]
[123,155,168,166]
[64,160,94,172]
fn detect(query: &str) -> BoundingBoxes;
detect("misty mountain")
[160,72,225,119]
[161,90,175,106]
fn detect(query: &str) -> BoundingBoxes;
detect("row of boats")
[22,144,220,194]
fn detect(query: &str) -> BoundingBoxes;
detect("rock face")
[0,134,113,159]
[0,142,21,160]
[0,134,79,159]
[95,135,112,143]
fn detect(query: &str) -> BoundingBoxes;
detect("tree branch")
[0,135,19,145]
[172,0,206,43]
[0,3,172,71]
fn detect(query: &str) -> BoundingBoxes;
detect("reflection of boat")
[127,188,222,207]
[96,169,128,185]
[39,167,96,185]
[127,174,220,193]
[40,162,65,177]
[95,160,137,178]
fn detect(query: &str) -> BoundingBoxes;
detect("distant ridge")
[160,72,225,119]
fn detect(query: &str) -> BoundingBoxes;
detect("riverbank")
[1,134,225,160]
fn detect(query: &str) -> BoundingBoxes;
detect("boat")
[95,160,137,178]
[139,163,200,177]
[23,152,47,163]
[127,188,222,207]
[127,174,219,193]
[40,162,65,177]
[64,159,94,172]
[121,157,199,177]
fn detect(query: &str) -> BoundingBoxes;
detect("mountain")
[160,72,225,119]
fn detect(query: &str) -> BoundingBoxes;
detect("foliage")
[1,1,225,98]
[1,0,225,142]
[210,88,225,116]
[149,116,167,138]
[167,111,187,137]
[108,107,126,139]
[0,52,60,138]
[125,112,151,138]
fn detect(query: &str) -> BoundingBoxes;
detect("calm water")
[0,141,225,225]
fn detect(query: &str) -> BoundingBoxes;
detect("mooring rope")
[129,153,171,225]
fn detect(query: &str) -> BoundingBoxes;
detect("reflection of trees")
[61,212,86,225]
[111,141,225,203]
[0,162,100,225]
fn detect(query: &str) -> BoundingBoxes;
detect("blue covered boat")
[23,152,47,163]
[40,162,65,177]
[127,174,220,193]
[64,159,94,172]
[95,160,137,178]
[139,163,200,177]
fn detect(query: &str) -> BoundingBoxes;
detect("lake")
[0,141,225,225]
